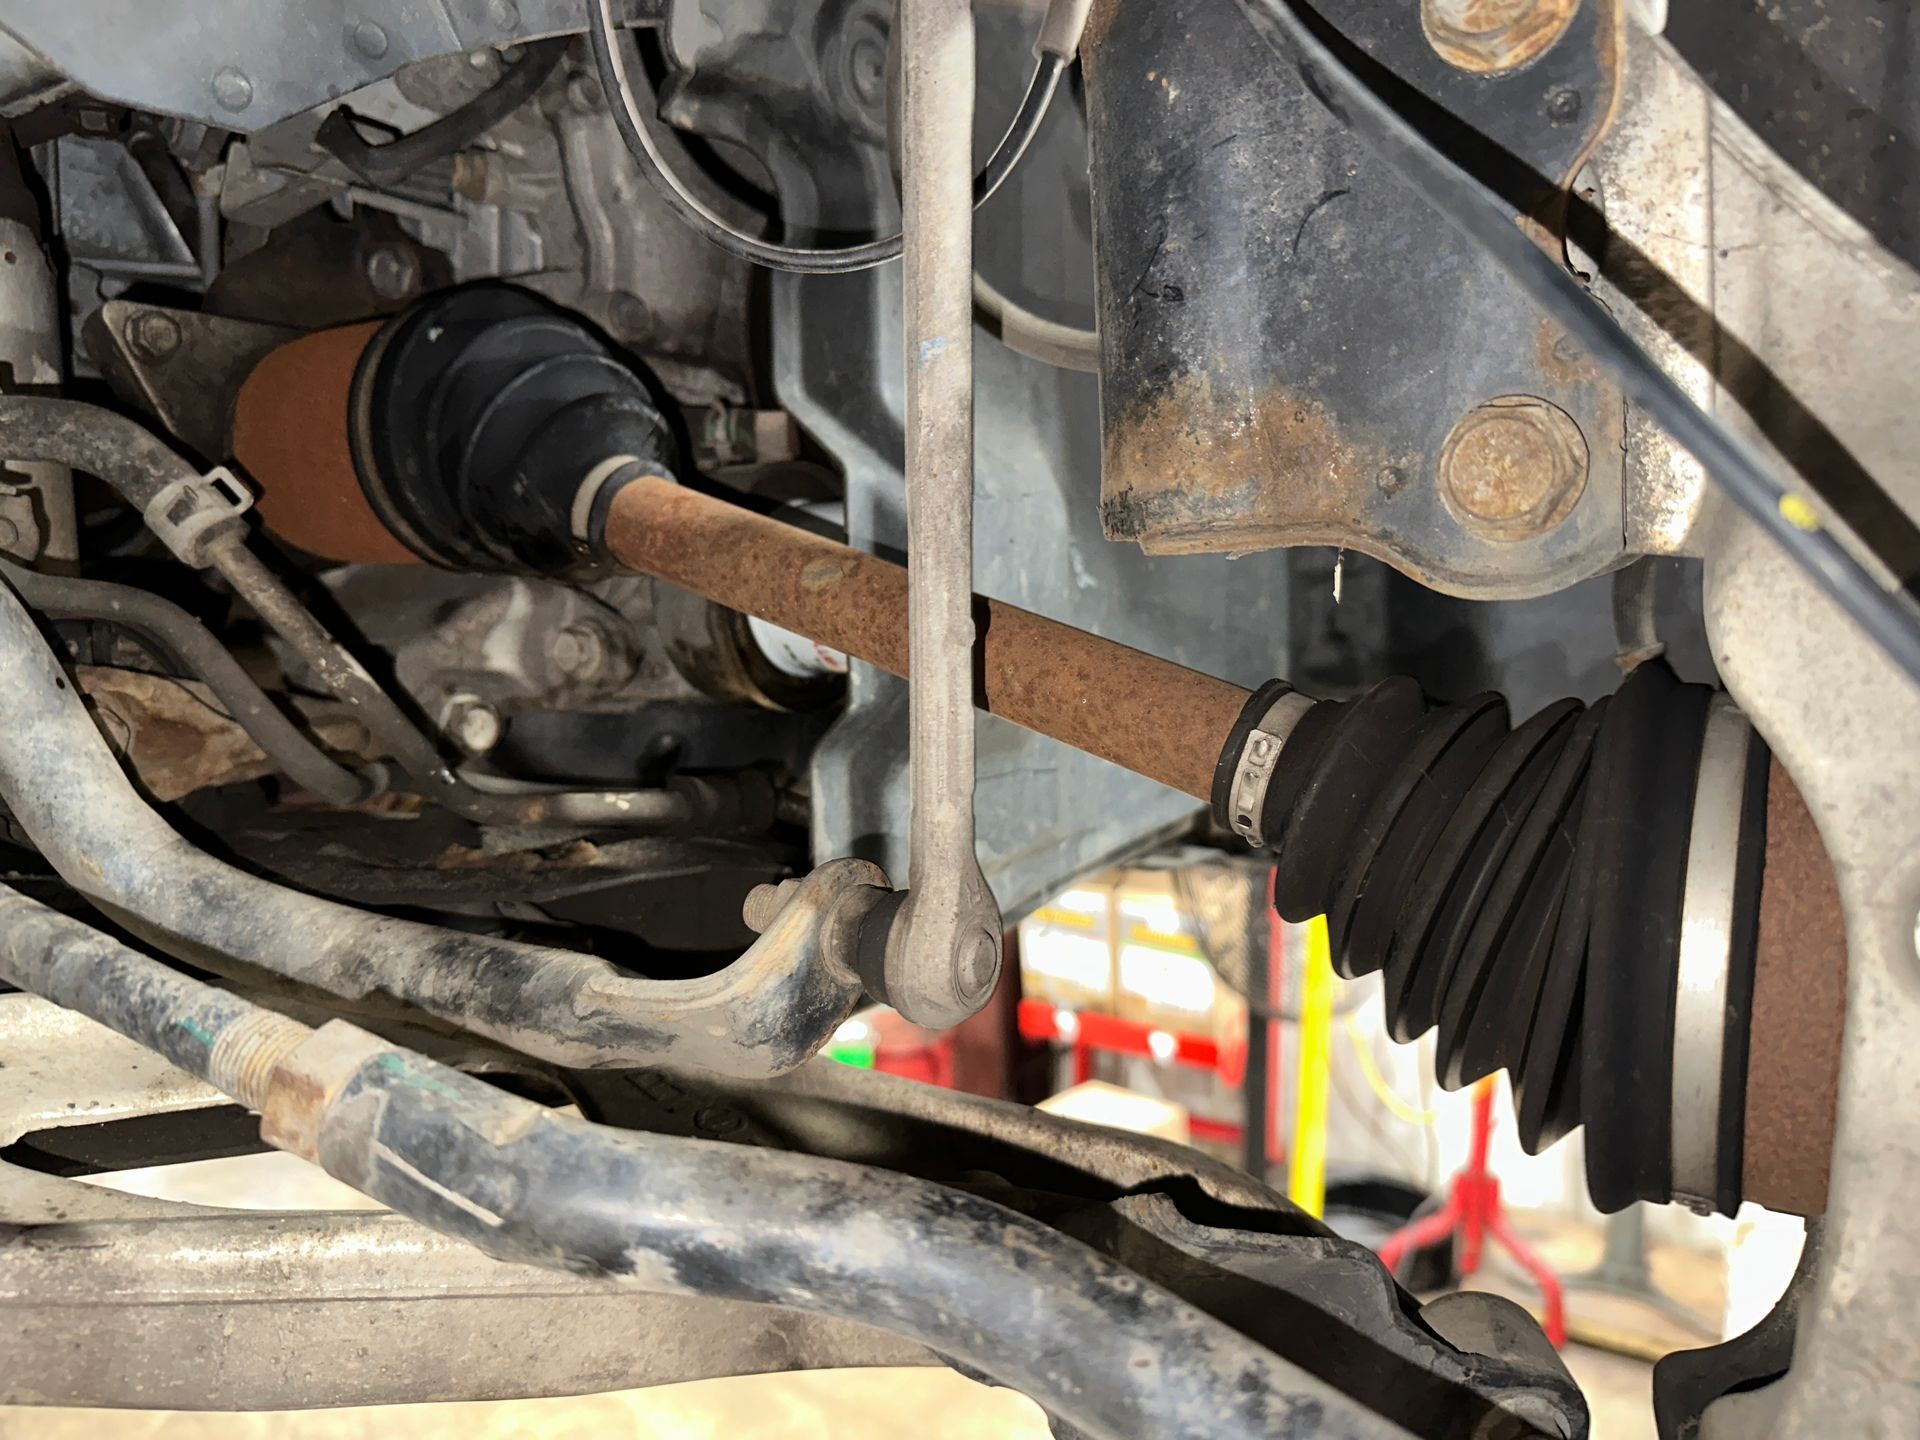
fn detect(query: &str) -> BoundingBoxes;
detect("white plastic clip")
[144,465,254,566]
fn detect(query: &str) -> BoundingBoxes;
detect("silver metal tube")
[884,0,1004,1029]
[0,886,1406,1440]
[0,395,726,832]
[0,577,878,1078]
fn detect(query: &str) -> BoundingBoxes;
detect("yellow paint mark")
[1288,915,1333,1219]
[1779,493,1822,532]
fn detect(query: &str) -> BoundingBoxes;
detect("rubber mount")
[350,284,681,574]
[1213,661,1769,1216]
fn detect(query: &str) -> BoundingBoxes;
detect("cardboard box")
[1016,879,1117,1014]
[1039,1079,1190,1144]
[1112,870,1220,1035]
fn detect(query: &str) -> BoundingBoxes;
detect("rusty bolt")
[742,878,803,933]
[127,311,181,364]
[441,694,502,755]
[1439,395,1589,540]
[552,622,607,681]
[1421,0,1580,75]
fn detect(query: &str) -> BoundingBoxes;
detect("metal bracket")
[878,0,1004,1030]
[143,464,254,567]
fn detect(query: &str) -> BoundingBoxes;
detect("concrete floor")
[0,1155,1716,1438]
[0,1343,1661,1440]
[0,1372,1053,1440]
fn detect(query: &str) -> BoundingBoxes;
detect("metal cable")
[1230,0,1920,691]
[587,0,1074,274]
[973,272,1100,372]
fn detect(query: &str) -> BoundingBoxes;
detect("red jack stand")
[1376,1077,1568,1348]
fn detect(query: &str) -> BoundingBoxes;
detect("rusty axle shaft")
[602,476,1253,802]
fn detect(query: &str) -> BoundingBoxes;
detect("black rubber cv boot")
[351,284,682,575]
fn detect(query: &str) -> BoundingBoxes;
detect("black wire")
[1231,0,1920,691]
[588,0,1067,274]
[318,39,567,188]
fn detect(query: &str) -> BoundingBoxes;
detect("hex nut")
[1421,0,1581,75]
[441,694,503,755]
[1439,395,1589,540]
[128,311,182,363]
[551,623,608,680]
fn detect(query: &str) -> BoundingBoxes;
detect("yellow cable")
[1288,915,1333,1218]
[1343,1013,1438,1127]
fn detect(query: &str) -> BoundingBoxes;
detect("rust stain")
[1081,0,1124,59]
[1535,315,1601,388]
[1420,0,1582,75]
[1100,369,1395,555]
[1744,759,1845,1217]
[232,321,419,566]
[1437,394,1588,538]
[78,667,273,802]
[604,477,1251,800]
[432,839,603,872]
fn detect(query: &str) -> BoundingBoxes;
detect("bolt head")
[443,696,503,755]
[607,291,652,336]
[211,66,254,112]
[352,19,390,59]
[365,246,419,301]
[127,310,181,362]
[956,929,1001,1002]
[1439,395,1589,540]
[1421,0,1579,75]
[0,517,20,550]
[552,624,607,680]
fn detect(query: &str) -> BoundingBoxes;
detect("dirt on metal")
[77,666,374,801]
[1099,370,1404,557]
